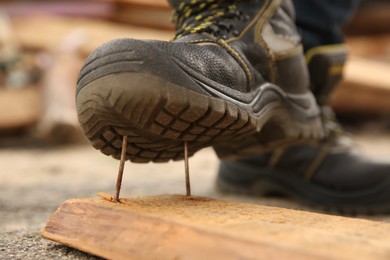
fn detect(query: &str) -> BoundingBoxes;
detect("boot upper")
[168,0,310,95]
[78,0,312,105]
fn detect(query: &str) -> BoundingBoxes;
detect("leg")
[294,0,361,51]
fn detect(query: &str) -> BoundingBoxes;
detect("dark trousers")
[293,0,361,51]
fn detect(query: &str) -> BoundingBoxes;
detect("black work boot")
[76,0,323,163]
[217,44,390,214]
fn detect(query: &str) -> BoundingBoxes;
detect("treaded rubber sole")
[77,72,323,163]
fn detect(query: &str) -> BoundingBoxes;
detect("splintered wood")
[41,193,390,260]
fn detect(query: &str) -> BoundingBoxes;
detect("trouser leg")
[293,0,360,51]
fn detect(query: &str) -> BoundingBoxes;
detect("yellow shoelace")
[172,0,242,40]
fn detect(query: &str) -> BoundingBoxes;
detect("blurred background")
[0,0,389,145]
[0,0,389,258]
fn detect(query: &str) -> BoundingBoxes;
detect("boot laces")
[173,0,248,40]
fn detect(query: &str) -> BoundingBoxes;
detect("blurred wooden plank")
[332,56,390,114]
[0,0,114,18]
[3,0,173,30]
[113,3,173,30]
[345,3,390,35]
[12,16,173,55]
[110,0,173,29]
[111,0,169,8]
[42,194,390,260]
[0,86,42,130]
[347,36,390,63]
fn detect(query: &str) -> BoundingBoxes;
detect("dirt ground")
[1,131,390,259]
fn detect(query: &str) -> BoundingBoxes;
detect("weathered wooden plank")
[41,193,390,260]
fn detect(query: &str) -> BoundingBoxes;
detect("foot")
[76,0,323,163]
[217,45,390,214]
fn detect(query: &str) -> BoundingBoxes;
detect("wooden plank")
[111,0,169,9]
[0,0,114,18]
[345,3,390,35]
[332,56,390,114]
[0,86,42,130]
[113,4,173,30]
[347,36,390,63]
[106,0,173,30]
[11,16,173,55]
[42,193,390,260]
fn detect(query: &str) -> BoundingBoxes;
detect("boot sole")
[77,72,323,163]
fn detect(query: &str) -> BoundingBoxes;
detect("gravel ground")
[1,132,390,259]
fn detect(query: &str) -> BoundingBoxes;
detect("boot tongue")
[306,45,348,104]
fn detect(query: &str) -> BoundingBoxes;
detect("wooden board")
[345,2,390,35]
[113,4,173,30]
[347,36,390,63]
[112,0,169,9]
[332,56,390,114]
[12,16,173,55]
[41,193,390,260]
[0,86,42,130]
[111,0,173,29]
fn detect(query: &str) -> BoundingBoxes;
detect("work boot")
[217,44,390,214]
[76,0,323,163]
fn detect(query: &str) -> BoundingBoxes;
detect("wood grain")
[41,193,390,260]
